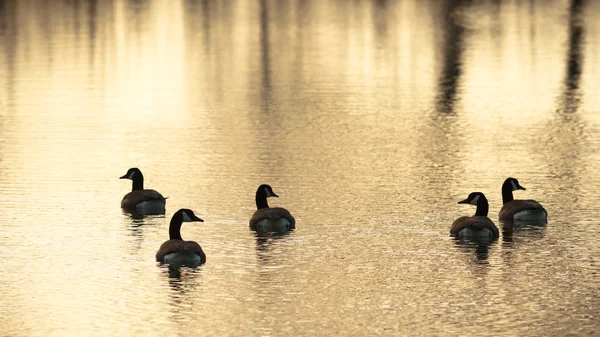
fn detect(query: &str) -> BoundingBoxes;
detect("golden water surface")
[0,0,599,336]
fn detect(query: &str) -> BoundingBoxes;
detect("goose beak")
[193,215,204,222]
[271,193,279,198]
[458,198,469,204]
[119,174,128,179]
[518,184,526,190]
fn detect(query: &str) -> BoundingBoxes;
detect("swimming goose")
[450,192,499,240]
[249,184,295,233]
[156,209,206,267]
[499,177,547,223]
[119,168,166,214]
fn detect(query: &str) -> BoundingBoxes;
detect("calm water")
[1,0,599,336]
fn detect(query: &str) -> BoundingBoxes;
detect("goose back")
[499,200,547,222]
[451,216,499,239]
[156,240,206,264]
[121,189,166,209]
[250,207,296,231]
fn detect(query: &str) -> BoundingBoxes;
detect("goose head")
[503,177,526,192]
[119,167,143,181]
[458,192,488,206]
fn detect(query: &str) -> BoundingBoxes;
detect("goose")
[119,168,166,214]
[249,184,295,233]
[450,192,499,240]
[499,177,547,223]
[156,209,206,267]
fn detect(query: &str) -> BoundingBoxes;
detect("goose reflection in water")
[454,240,497,262]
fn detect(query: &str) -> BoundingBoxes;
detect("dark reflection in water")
[166,266,201,279]
[87,0,97,56]
[502,225,546,244]
[126,214,148,226]
[184,0,212,49]
[125,212,165,227]
[499,221,548,275]
[436,0,466,114]
[259,0,271,101]
[124,211,151,221]
[0,0,17,108]
[454,240,497,262]
[372,0,389,49]
[534,0,589,227]
[501,221,546,243]
[167,268,201,292]
[418,2,466,201]
[255,232,292,255]
[560,0,585,114]
[124,213,165,259]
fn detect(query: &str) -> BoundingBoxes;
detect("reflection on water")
[561,0,585,113]
[454,240,496,262]
[436,0,466,114]
[501,221,547,244]
[1,0,600,336]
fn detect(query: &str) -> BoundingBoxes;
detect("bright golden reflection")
[0,0,599,336]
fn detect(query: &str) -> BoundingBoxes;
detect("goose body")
[451,192,499,240]
[499,178,547,223]
[250,184,295,233]
[156,209,206,268]
[119,168,166,214]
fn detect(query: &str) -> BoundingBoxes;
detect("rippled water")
[1,0,599,336]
